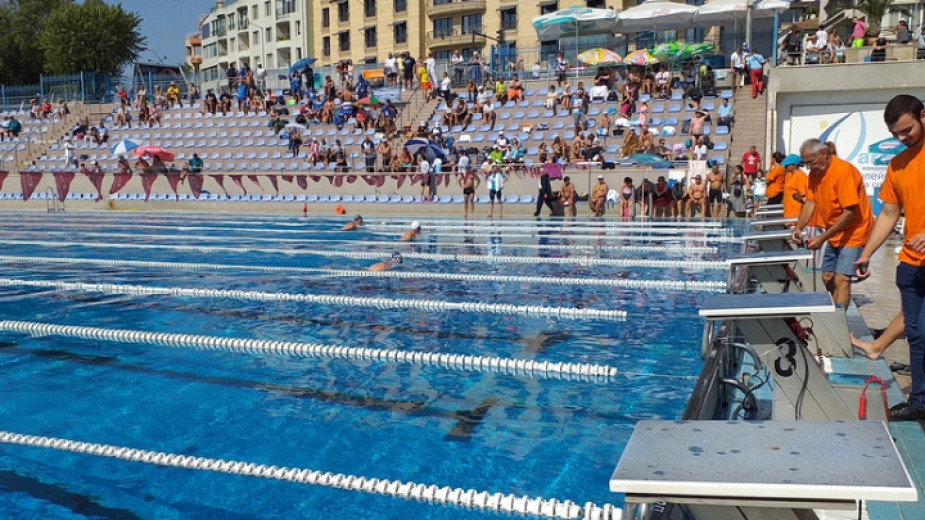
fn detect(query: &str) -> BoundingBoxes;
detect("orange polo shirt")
[783,168,808,220]
[766,164,785,199]
[806,156,873,248]
[880,144,925,266]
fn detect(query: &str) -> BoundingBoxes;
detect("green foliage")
[39,0,146,76]
[0,0,71,85]
[841,0,910,37]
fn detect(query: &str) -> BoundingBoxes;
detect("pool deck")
[851,238,925,519]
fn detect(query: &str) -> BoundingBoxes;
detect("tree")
[39,0,146,76]
[0,0,71,85]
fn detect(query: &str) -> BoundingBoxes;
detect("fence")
[0,73,116,113]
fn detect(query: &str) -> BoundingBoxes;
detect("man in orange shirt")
[855,94,925,421]
[791,138,873,308]
[765,151,786,205]
[781,153,807,219]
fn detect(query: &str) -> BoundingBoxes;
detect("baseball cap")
[781,153,801,167]
[597,175,604,179]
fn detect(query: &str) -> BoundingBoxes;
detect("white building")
[198,0,312,91]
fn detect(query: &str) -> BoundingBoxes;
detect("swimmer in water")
[342,215,364,231]
[369,252,403,272]
[400,221,422,242]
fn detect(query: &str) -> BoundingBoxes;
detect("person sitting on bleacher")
[641,69,655,96]
[545,85,558,110]
[621,129,640,157]
[570,135,584,163]
[494,77,507,105]
[252,91,266,114]
[452,99,471,129]
[639,125,654,152]
[717,98,734,128]
[117,155,132,174]
[116,106,132,128]
[341,77,356,102]
[268,113,287,134]
[537,142,551,163]
[552,136,566,162]
[507,74,523,102]
[559,85,572,111]
[96,121,108,146]
[480,97,496,130]
[655,138,673,161]
[166,82,180,108]
[148,105,162,127]
[655,65,671,99]
[323,76,336,100]
[320,98,334,124]
[572,82,589,115]
[203,90,217,115]
[355,106,370,131]
[188,153,203,174]
[134,156,150,173]
[218,91,232,115]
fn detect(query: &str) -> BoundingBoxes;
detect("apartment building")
[197,0,313,86]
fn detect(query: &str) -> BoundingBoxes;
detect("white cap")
[411,221,421,230]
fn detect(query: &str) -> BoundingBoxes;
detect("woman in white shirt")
[691,136,708,160]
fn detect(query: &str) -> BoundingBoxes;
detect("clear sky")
[112,0,215,66]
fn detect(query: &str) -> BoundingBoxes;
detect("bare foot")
[850,332,884,360]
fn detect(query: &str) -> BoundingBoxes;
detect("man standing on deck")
[791,138,873,310]
[854,95,925,420]
[706,163,725,218]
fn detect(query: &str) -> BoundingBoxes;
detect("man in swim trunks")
[401,221,422,242]
[558,176,577,217]
[589,175,609,218]
[459,169,480,218]
[706,163,725,218]
[688,175,706,217]
[369,252,403,272]
[342,215,364,231]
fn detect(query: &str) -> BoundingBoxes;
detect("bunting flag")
[281,175,293,184]
[0,171,8,192]
[52,171,75,202]
[109,172,132,195]
[362,175,376,186]
[246,175,262,191]
[333,176,343,187]
[395,175,405,190]
[208,174,227,196]
[229,175,247,195]
[308,175,320,183]
[346,175,357,184]
[267,175,279,195]
[140,173,159,201]
[165,173,181,197]
[297,176,308,189]
[20,171,42,201]
[84,171,104,201]
[189,174,204,199]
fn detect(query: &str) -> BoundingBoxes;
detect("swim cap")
[411,221,420,230]
[354,214,363,221]
[391,252,403,263]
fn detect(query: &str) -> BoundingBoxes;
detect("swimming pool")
[0,212,742,519]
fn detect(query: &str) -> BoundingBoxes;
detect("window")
[433,18,453,38]
[202,24,211,39]
[364,27,377,47]
[265,1,270,16]
[461,14,481,34]
[338,31,350,51]
[394,22,407,44]
[540,3,558,15]
[433,0,451,4]
[394,0,406,12]
[364,0,376,18]
[500,7,517,31]
[338,2,349,22]
[586,0,605,7]
[296,21,300,35]
[252,6,258,20]
[276,0,297,15]
[253,30,259,45]
[434,50,453,61]
[540,40,559,61]
[322,36,331,56]
[322,8,329,27]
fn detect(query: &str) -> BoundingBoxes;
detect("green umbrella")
[651,41,683,59]
[676,42,716,59]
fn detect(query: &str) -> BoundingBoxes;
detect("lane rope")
[0,255,728,292]
[0,278,628,320]
[0,430,623,520]
[0,239,729,270]
[0,320,619,381]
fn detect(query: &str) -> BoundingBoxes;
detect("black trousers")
[535,192,555,215]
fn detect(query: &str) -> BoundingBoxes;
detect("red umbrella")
[133,145,175,162]
[356,96,382,106]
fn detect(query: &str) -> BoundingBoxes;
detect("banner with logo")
[52,171,75,202]
[20,171,42,201]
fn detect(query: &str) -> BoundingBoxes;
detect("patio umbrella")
[625,49,660,66]
[357,96,382,106]
[690,0,792,27]
[289,57,317,74]
[284,122,307,130]
[404,138,447,162]
[110,138,141,156]
[616,1,699,33]
[651,41,684,59]
[676,42,716,59]
[532,6,618,55]
[577,48,623,66]
[133,145,175,162]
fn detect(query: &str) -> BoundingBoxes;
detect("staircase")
[727,88,768,169]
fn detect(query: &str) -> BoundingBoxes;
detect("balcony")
[427,0,485,18]
[187,34,202,47]
[188,55,203,66]
[425,28,485,50]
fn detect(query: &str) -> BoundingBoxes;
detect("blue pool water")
[0,212,743,519]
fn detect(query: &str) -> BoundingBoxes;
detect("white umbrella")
[615,1,699,33]
[690,0,791,27]
[532,6,619,41]
[110,138,142,156]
